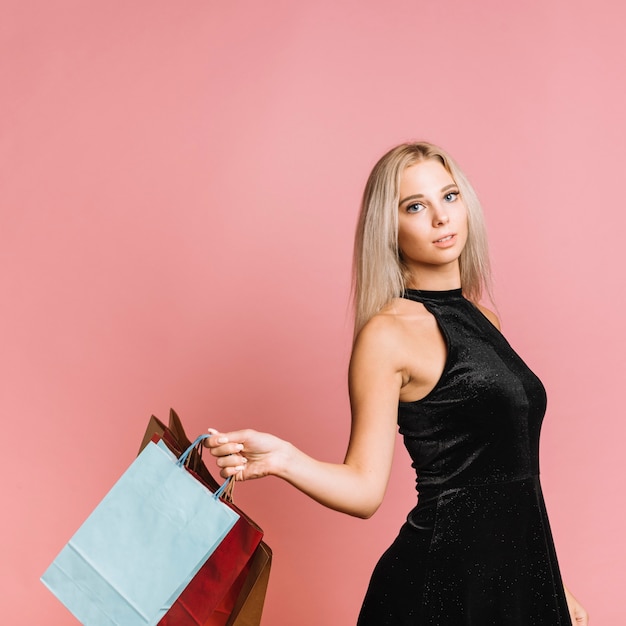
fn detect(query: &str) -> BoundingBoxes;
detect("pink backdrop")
[1,0,623,623]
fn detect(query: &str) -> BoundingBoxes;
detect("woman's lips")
[432,233,457,248]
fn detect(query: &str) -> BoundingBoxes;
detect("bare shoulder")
[351,297,436,371]
[349,299,423,400]
[353,297,451,402]
[354,298,431,348]
[352,302,405,359]
[475,303,501,330]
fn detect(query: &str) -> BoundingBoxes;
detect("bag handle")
[177,434,234,500]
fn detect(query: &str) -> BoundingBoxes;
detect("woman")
[205,142,588,625]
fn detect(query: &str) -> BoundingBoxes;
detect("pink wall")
[2,0,623,623]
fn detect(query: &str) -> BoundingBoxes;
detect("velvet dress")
[357,288,570,625]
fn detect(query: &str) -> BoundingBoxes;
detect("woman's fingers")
[215,453,248,469]
[204,429,250,477]
[211,442,244,456]
[205,429,251,448]
[205,430,240,454]
[204,428,273,481]
[216,456,248,479]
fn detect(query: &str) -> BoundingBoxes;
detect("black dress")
[357,289,570,625]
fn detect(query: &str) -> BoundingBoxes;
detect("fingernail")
[234,465,245,472]
[217,437,228,444]
[235,444,243,451]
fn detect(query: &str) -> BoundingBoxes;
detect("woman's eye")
[406,202,425,213]
[444,192,459,202]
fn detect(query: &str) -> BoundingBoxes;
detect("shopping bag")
[155,464,263,626]
[222,541,272,626]
[140,410,271,626]
[139,411,221,491]
[41,435,239,626]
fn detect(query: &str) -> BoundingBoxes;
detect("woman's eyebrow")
[399,184,458,206]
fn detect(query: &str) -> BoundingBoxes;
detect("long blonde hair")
[352,141,492,336]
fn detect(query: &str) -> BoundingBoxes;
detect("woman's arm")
[205,314,405,518]
[564,585,589,625]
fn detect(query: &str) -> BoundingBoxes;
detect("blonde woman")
[206,142,588,625]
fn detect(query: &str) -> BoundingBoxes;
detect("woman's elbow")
[349,495,384,519]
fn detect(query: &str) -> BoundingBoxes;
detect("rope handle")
[177,434,234,500]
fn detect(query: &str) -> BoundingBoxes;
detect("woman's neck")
[405,268,461,292]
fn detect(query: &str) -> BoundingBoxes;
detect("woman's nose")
[433,207,450,226]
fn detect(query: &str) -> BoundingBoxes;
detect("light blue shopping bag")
[41,435,238,626]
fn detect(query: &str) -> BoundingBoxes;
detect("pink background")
[1,0,623,623]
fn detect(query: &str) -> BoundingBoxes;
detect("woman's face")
[397,159,468,284]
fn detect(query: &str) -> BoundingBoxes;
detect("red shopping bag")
[139,410,270,626]
[212,541,272,626]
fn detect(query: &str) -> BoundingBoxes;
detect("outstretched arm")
[204,315,404,518]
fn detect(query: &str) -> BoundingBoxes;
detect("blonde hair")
[352,141,492,336]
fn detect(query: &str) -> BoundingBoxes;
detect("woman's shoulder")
[351,299,429,377]
[354,297,435,351]
[351,298,450,390]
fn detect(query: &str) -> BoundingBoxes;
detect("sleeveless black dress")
[357,289,569,625]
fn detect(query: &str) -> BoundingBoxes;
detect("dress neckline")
[403,287,464,301]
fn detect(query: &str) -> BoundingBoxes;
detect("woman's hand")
[204,428,289,481]
[564,586,588,625]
